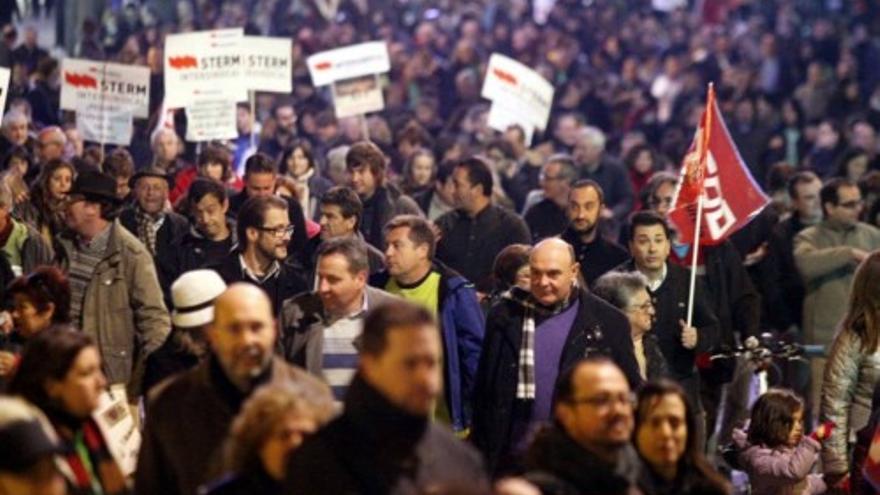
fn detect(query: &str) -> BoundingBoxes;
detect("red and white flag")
[667,85,769,245]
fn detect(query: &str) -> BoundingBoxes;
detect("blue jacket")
[371,262,485,432]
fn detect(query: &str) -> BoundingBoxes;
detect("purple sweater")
[531,301,580,421]
[732,428,827,495]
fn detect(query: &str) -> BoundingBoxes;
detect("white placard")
[76,101,133,146]
[242,36,292,93]
[0,67,10,114]
[307,41,390,87]
[61,59,150,118]
[332,75,384,118]
[481,53,554,131]
[164,28,247,108]
[487,103,535,145]
[93,385,141,477]
[185,93,238,142]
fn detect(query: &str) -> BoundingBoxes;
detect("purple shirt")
[531,300,580,421]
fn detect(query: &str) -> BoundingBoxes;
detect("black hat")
[0,419,65,473]
[129,166,174,189]
[69,170,122,204]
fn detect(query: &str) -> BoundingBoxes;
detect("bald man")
[136,283,331,495]
[472,238,641,474]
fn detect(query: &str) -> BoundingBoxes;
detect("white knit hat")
[170,270,227,328]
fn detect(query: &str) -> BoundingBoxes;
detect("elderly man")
[284,300,489,494]
[279,237,398,400]
[33,126,66,180]
[119,166,189,303]
[55,170,170,397]
[136,283,330,495]
[0,109,32,158]
[472,237,641,473]
[151,127,188,177]
[523,358,643,494]
[523,155,578,242]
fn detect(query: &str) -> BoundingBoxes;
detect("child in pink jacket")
[732,389,830,495]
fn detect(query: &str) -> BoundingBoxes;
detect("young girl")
[732,388,831,495]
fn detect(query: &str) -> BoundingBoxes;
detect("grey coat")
[56,221,171,397]
[277,286,400,376]
[820,326,880,474]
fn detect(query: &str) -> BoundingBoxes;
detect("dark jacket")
[135,356,329,495]
[283,373,489,495]
[210,250,309,315]
[359,185,422,250]
[524,198,569,242]
[763,216,811,330]
[524,423,643,495]
[170,223,238,278]
[561,227,629,287]
[472,287,642,472]
[119,207,190,303]
[579,155,634,221]
[203,468,281,495]
[637,458,731,495]
[141,329,204,394]
[371,262,485,432]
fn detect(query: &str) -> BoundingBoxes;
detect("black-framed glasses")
[257,225,295,238]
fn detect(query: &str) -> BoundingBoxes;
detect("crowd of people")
[0,0,880,494]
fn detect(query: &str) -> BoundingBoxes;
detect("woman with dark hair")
[16,159,74,245]
[624,144,662,210]
[204,383,335,494]
[634,380,730,495]
[7,327,128,495]
[170,143,242,205]
[1,146,33,205]
[398,148,437,196]
[820,251,880,485]
[280,139,332,220]
[834,147,871,182]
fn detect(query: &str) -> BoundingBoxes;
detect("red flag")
[668,85,769,245]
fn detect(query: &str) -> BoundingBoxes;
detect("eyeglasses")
[837,199,864,209]
[627,301,653,313]
[257,225,294,238]
[567,392,636,411]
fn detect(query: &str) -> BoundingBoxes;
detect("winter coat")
[472,287,642,472]
[119,207,190,304]
[358,185,423,250]
[136,355,329,495]
[732,428,826,495]
[820,326,880,474]
[210,250,309,315]
[794,219,880,346]
[1,218,54,275]
[55,221,171,397]
[283,373,489,495]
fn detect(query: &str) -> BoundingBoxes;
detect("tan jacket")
[794,219,880,346]
[56,221,171,396]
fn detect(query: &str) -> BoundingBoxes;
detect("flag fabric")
[667,85,769,245]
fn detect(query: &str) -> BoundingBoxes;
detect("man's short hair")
[435,160,456,185]
[102,148,135,179]
[383,214,436,259]
[592,271,649,312]
[188,177,227,205]
[576,126,606,151]
[545,154,578,184]
[2,109,27,128]
[360,300,436,357]
[569,179,606,209]
[456,157,493,197]
[628,210,672,241]
[346,141,386,181]
[244,153,277,178]
[320,186,363,225]
[552,357,618,409]
[821,177,858,216]
[316,236,369,275]
[786,171,820,200]
[237,195,289,246]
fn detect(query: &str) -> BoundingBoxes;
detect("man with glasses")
[211,195,308,313]
[523,155,578,242]
[616,211,719,447]
[472,237,640,474]
[795,177,880,417]
[522,358,643,494]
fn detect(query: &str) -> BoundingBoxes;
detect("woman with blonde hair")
[204,383,336,494]
[820,251,880,488]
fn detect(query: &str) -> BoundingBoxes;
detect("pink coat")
[732,428,827,495]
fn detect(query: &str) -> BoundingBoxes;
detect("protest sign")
[76,101,133,146]
[61,59,150,118]
[487,104,535,145]
[164,28,247,108]
[0,67,10,114]
[185,91,238,142]
[332,75,384,118]
[481,53,554,132]
[307,41,389,86]
[94,385,141,476]
[242,36,292,93]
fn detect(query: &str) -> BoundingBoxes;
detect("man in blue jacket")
[371,214,484,435]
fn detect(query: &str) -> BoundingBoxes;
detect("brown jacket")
[135,356,331,495]
[56,220,171,396]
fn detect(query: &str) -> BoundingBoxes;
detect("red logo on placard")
[315,61,332,70]
[169,56,198,69]
[64,72,98,89]
[492,68,517,85]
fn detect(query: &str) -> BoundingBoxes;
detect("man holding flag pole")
[665,83,767,447]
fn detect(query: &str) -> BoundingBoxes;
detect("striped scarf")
[134,206,163,256]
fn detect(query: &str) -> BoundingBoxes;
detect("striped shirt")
[67,225,112,324]
[321,294,368,402]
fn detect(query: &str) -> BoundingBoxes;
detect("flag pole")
[685,83,714,329]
